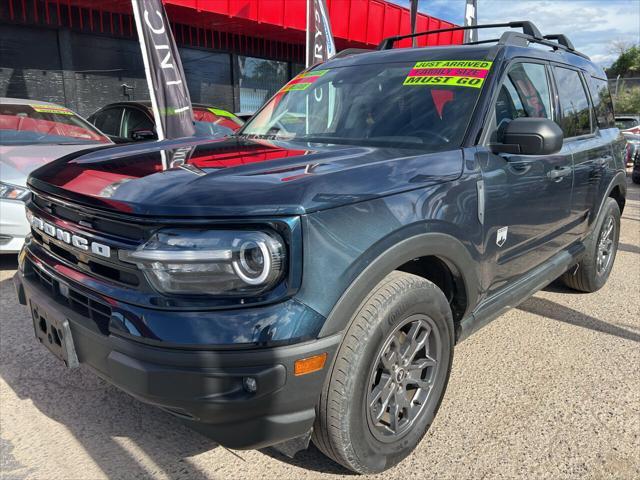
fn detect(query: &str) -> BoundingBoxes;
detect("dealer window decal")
[31,105,74,115]
[280,69,330,92]
[403,60,493,88]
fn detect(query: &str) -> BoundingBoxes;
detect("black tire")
[561,198,620,292]
[312,271,454,474]
[632,173,640,185]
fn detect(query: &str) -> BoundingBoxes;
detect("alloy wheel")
[596,215,616,275]
[366,314,442,442]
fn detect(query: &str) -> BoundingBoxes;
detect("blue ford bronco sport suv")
[14,22,627,474]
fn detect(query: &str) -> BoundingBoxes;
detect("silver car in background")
[0,98,112,253]
[615,114,640,166]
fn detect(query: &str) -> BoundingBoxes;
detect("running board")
[457,242,585,342]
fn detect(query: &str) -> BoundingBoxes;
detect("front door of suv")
[479,61,574,297]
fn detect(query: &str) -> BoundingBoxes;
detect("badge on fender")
[496,226,508,247]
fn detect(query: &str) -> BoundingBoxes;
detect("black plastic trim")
[318,232,479,338]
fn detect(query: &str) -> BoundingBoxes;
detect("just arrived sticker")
[403,60,493,88]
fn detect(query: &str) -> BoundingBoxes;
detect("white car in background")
[0,98,112,253]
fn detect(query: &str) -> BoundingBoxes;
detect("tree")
[613,86,640,113]
[607,44,640,78]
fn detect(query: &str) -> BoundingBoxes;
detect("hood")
[28,137,463,217]
[1,143,109,187]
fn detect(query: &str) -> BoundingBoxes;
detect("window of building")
[553,67,592,137]
[237,56,289,113]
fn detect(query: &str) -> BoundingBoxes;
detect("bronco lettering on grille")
[29,213,111,258]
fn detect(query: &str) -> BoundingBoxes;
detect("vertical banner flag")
[410,0,418,47]
[131,0,195,141]
[463,0,478,43]
[306,0,336,67]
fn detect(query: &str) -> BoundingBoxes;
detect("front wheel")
[312,271,454,474]
[562,198,620,292]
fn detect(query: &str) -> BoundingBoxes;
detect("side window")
[553,67,592,137]
[492,62,552,141]
[93,108,123,136]
[122,107,154,139]
[588,77,615,129]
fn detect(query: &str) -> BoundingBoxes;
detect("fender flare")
[318,232,480,338]
[591,171,627,226]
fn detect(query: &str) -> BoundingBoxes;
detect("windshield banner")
[31,105,73,115]
[306,0,336,67]
[281,69,330,92]
[131,0,195,142]
[404,60,493,88]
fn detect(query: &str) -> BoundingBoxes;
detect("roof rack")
[377,21,589,60]
[543,34,575,51]
[498,31,589,59]
[377,21,542,50]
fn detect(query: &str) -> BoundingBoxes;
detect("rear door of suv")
[550,65,613,239]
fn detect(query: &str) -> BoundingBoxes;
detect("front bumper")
[14,265,340,449]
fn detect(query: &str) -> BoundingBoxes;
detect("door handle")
[547,166,572,181]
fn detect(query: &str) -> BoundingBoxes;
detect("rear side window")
[93,108,123,136]
[553,67,592,137]
[123,107,154,139]
[588,77,615,129]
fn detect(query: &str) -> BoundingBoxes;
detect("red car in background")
[87,101,244,144]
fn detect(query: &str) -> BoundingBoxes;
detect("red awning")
[2,0,461,64]
[162,0,462,48]
[8,0,461,49]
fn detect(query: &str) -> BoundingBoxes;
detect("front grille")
[27,190,149,289]
[30,229,141,287]
[32,194,145,241]
[26,258,112,334]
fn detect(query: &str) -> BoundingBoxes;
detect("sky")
[390,0,640,67]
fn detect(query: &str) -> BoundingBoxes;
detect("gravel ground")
[1,177,639,480]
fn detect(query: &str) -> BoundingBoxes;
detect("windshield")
[193,107,243,138]
[241,61,489,149]
[0,103,110,146]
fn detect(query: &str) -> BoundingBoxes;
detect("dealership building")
[0,0,460,116]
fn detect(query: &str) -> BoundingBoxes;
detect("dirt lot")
[1,177,639,480]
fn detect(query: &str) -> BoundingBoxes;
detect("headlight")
[0,182,30,201]
[120,229,286,296]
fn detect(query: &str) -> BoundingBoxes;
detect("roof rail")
[543,34,575,51]
[377,21,543,50]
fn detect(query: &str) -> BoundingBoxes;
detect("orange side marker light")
[294,352,328,376]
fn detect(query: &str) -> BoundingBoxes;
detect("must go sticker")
[403,60,493,88]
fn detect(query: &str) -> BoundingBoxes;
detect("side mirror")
[491,117,563,156]
[131,129,156,141]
